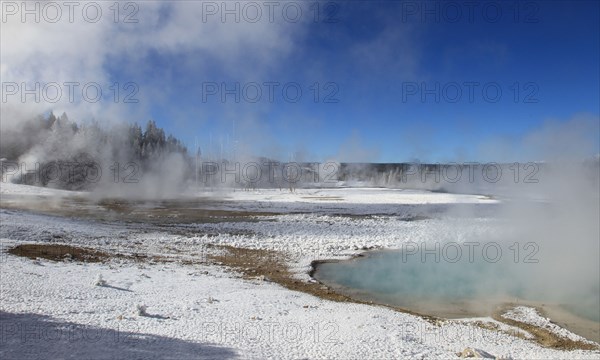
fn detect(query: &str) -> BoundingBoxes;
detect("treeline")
[127,119,187,162]
[1,112,189,190]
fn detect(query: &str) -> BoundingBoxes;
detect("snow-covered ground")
[183,186,498,216]
[502,307,598,345]
[1,183,598,359]
[0,182,86,197]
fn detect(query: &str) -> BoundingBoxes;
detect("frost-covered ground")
[502,307,598,346]
[1,183,598,359]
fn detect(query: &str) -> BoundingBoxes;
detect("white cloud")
[1,1,306,128]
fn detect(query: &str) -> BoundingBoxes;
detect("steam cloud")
[317,115,599,325]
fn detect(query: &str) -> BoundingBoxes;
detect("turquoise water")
[313,249,600,323]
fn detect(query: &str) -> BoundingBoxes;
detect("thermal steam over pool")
[313,246,600,341]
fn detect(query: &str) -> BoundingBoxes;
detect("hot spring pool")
[313,247,600,342]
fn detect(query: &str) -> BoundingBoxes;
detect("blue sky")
[139,1,599,162]
[4,0,599,162]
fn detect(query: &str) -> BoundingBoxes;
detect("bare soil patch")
[8,244,113,263]
[6,243,194,265]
